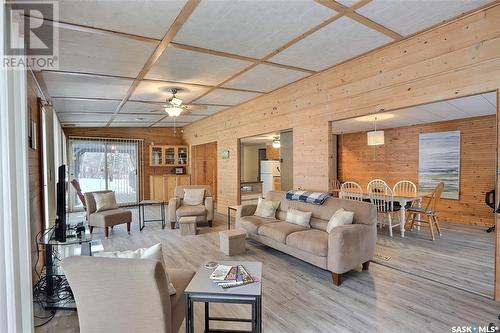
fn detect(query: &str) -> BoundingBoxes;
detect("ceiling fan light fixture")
[272,137,281,149]
[165,106,183,117]
[170,97,183,106]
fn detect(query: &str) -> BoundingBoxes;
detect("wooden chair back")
[424,182,445,212]
[330,179,341,197]
[393,180,417,196]
[367,179,389,194]
[71,179,86,208]
[340,181,363,201]
[369,183,394,213]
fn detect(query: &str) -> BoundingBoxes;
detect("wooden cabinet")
[149,175,191,201]
[150,145,189,166]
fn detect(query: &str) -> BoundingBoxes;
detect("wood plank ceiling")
[32,0,494,128]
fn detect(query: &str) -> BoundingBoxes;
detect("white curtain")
[0,32,35,333]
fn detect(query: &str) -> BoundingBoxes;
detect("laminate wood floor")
[375,220,495,298]
[35,209,500,333]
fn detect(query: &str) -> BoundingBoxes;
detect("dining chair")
[369,183,401,237]
[406,182,445,241]
[393,180,417,210]
[367,179,389,194]
[330,179,341,198]
[340,181,363,201]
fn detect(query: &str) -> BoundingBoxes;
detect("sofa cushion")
[258,222,307,244]
[89,208,132,228]
[183,188,205,206]
[239,215,277,235]
[254,197,280,218]
[286,208,312,228]
[167,268,195,333]
[93,192,118,212]
[286,229,329,257]
[176,205,206,217]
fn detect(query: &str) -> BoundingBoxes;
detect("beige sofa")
[236,191,377,286]
[168,185,214,229]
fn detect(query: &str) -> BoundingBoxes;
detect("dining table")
[334,190,430,237]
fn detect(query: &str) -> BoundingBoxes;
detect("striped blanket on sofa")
[286,190,332,205]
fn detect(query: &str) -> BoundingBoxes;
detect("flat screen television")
[54,164,67,242]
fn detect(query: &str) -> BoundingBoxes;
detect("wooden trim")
[106,0,201,126]
[315,0,403,40]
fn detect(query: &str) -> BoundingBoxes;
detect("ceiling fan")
[149,88,207,117]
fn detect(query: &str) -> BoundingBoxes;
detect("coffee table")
[184,261,262,333]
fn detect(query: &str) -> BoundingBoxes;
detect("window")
[68,137,143,210]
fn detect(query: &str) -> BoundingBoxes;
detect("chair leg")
[388,214,393,238]
[408,212,415,231]
[208,220,213,228]
[331,272,342,286]
[89,226,94,234]
[126,222,131,235]
[428,215,435,241]
[362,261,370,271]
[433,215,441,236]
[170,222,176,229]
[104,227,109,239]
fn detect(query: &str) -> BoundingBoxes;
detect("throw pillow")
[183,188,205,206]
[94,243,176,295]
[93,192,118,212]
[326,208,354,233]
[286,208,312,228]
[254,197,280,218]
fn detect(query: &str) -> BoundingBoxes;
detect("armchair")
[62,256,194,333]
[84,190,132,238]
[168,185,214,229]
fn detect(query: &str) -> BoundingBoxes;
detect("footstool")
[219,229,246,256]
[179,216,197,236]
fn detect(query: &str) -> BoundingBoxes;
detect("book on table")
[209,264,254,289]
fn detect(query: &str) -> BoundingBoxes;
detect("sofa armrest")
[235,204,257,229]
[327,224,376,274]
[205,197,214,221]
[168,197,181,223]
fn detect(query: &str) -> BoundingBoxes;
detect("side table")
[227,205,239,230]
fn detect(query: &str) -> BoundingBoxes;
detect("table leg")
[399,200,406,238]
[161,202,165,229]
[204,302,209,331]
[185,294,193,333]
[256,295,262,333]
[140,204,145,231]
[227,207,231,230]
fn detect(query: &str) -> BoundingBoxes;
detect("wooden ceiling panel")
[50,0,187,39]
[120,101,162,114]
[222,64,309,92]
[52,99,119,114]
[42,71,133,99]
[188,105,228,116]
[195,89,262,106]
[269,16,393,71]
[336,0,360,7]
[58,113,112,123]
[131,80,210,103]
[113,114,164,123]
[331,93,496,134]
[109,122,157,128]
[145,47,251,85]
[357,0,492,36]
[62,123,109,128]
[173,0,337,59]
[49,26,158,77]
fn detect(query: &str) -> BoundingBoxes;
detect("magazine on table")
[209,264,255,289]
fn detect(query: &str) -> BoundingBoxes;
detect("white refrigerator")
[260,160,280,198]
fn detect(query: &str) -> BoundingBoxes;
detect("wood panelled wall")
[338,115,496,226]
[28,73,45,282]
[191,142,218,200]
[63,127,185,199]
[182,5,500,298]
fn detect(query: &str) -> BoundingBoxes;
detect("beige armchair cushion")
[258,222,307,243]
[183,188,205,205]
[169,185,214,225]
[93,191,118,212]
[88,208,132,228]
[286,229,328,257]
[176,205,206,217]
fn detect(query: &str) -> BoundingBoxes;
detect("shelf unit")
[150,145,189,166]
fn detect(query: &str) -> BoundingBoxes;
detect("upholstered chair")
[168,185,214,229]
[62,256,194,333]
[84,190,132,238]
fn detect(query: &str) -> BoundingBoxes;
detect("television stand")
[37,231,103,310]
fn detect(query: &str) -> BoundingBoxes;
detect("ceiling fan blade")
[149,108,165,113]
[185,104,208,110]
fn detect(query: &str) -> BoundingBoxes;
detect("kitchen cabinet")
[149,145,189,166]
[149,175,191,201]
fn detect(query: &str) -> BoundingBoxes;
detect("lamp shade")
[165,106,183,117]
[367,130,384,146]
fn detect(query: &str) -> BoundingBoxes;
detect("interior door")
[192,142,217,200]
[280,131,293,191]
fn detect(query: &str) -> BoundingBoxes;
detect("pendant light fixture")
[367,116,384,146]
